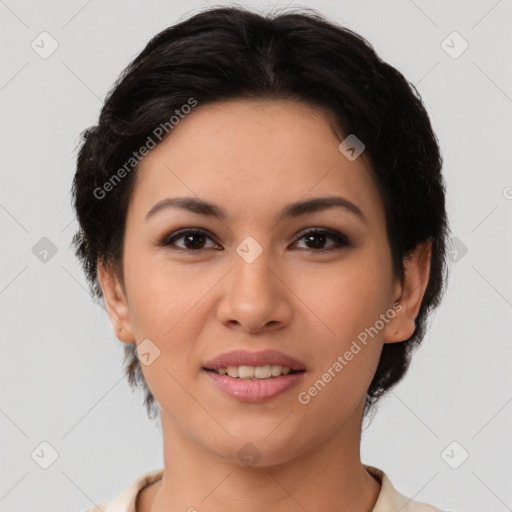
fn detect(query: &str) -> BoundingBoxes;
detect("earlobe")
[97,260,134,344]
[383,240,432,344]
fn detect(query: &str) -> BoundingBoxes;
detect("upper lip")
[203,349,306,371]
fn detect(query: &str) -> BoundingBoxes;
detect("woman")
[72,5,449,511]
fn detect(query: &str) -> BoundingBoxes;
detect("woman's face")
[101,99,412,466]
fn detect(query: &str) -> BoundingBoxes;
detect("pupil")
[306,233,325,249]
[185,233,204,249]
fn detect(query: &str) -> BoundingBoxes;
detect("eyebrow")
[145,195,366,224]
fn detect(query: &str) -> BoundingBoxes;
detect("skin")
[97,99,431,512]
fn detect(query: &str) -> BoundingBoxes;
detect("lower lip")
[203,369,305,403]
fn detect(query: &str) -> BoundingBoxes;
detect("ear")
[383,240,432,344]
[97,259,134,344]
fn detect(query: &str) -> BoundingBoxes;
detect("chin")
[203,430,314,469]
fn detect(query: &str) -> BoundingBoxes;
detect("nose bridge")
[216,238,290,332]
[231,240,276,302]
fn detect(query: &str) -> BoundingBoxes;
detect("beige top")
[81,465,445,512]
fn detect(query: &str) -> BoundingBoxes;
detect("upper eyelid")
[164,228,219,243]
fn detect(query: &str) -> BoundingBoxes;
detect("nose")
[216,247,293,334]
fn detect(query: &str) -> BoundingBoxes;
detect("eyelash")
[158,227,351,253]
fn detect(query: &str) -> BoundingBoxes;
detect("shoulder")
[76,468,164,512]
[364,465,447,512]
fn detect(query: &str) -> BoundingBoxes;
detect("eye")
[159,229,221,251]
[292,228,351,252]
[158,227,351,253]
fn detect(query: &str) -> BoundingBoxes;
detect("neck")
[145,401,381,512]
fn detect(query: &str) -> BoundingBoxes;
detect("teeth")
[255,365,271,378]
[215,365,293,379]
[227,366,239,378]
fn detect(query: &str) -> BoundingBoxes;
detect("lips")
[202,349,306,402]
[202,349,306,372]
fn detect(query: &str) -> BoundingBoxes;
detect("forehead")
[128,99,384,225]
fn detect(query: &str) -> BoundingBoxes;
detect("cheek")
[125,267,209,422]
[302,252,392,343]
[294,265,388,419]
[296,251,391,406]
[124,249,203,337]
[122,255,208,399]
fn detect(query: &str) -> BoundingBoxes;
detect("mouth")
[202,349,306,402]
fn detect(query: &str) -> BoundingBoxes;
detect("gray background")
[1,0,511,511]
